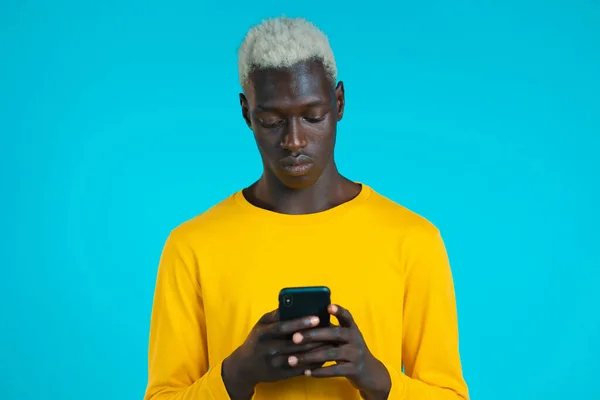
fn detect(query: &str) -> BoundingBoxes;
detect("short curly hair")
[237,16,337,88]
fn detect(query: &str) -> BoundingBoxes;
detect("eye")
[304,115,325,123]
[259,119,284,129]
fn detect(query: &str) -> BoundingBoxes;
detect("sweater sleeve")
[385,227,469,399]
[144,232,232,400]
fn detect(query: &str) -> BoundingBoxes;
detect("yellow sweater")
[144,184,469,399]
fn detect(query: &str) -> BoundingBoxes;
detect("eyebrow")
[254,99,328,112]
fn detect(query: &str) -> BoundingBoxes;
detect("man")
[144,16,469,400]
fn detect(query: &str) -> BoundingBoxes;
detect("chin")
[277,174,320,190]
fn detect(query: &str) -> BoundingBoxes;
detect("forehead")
[246,60,333,110]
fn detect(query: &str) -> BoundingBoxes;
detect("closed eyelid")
[304,114,326,121]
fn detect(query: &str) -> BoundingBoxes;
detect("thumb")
[258,309,279,324]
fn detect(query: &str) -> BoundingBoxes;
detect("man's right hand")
[222,309,325,399]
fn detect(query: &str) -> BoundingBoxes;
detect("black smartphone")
[278,286,331,329]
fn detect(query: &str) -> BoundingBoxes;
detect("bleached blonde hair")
[237,16,338,88]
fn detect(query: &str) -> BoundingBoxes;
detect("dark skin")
[240,58,360,214]
[221,60,391,399]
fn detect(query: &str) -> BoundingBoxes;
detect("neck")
[246,162,360,215]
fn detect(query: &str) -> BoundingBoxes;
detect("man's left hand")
[287,304,392,400]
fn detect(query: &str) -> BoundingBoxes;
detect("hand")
[286,304,392,400]
[222,309,330,399]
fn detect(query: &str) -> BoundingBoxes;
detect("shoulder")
[166,191,248,245]
[363,186,450,273]
[363,184,441,237]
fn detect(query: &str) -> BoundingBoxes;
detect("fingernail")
[293,332,303,344]
[330,305,338,313]
[288,356,298,366]
[304,369,311,376]
[310,316,319,326]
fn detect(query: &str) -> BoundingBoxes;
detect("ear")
[334,81,345,121]
[239,93,252,129]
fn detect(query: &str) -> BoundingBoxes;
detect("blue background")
[1,1,598,399]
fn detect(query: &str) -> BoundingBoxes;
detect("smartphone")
[278,286,331,329]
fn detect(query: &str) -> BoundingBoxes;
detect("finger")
[276,342,330,355]
[280,366,310,380]
[258,309,280,324]
[288,345,356,367]
[269,350,335,375]
[292,326,351,344]
[328,304,355,328]
[269,354,314,379]
[305,362,356,378]
[268,316,320,337]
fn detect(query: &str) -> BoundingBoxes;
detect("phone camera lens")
[283,296,293,307]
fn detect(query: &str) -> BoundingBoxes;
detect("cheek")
[309,128,336,151]
[254,134,281,157]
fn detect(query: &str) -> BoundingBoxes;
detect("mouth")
[279,155,314,176]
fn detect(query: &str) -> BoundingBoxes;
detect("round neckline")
[233,183,372,225]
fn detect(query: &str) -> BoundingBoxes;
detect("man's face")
[240,60,345,189]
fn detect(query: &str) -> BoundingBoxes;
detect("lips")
[280,154,313,167]
[279,155,314,176]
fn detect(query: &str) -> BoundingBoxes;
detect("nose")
[280,118,308,152]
